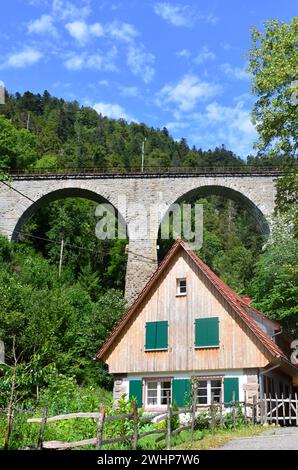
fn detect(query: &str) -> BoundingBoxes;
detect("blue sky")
[0,0,296,157]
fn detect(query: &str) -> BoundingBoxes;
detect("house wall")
[113,369,260,410]
[104,250,272,374]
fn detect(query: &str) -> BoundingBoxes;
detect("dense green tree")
[0,237,125,387]
[0,115,37,169]
[249,217,298,334]
[247,17,298,159]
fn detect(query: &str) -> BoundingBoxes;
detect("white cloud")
[127,45,155,83]
[52,0,91,20]
[154,2,195,27]
[119,86,140,97]
[106,21,139,43]
[198,12,219,26]
[28,14,57,36]
[166,121,190,132]
[194,46,216,65]
[158,74,221,112]
[93,102,133,121]
[64,55,84,70]
[90,23,104,37]
[191,100,257,155]
[0,47,43,69]
[205,101,255,134]
[221,63,249,80]
[65,20,104,44]
[64,48,117,71]
[176,49,191,59]
[154,3,219,27]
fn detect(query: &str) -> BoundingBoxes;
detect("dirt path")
[216,427,298,450]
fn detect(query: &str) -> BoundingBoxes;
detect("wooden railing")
[27,400,193,450]
[26,391,255,450]
[4,165,291,178]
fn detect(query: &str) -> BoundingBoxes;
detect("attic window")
[177,278,187,296]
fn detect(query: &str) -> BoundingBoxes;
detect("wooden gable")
[103,248,273,374]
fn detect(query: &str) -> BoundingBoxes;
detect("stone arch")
[11,187,128,242]
[158,184,270,240]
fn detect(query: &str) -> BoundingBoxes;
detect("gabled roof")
[96,240,289,363]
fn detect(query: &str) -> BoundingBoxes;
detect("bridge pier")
[125,239,158,305]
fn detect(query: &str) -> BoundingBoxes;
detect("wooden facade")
[103,249,272,374]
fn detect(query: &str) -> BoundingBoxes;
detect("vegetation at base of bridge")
[0,16,297,450]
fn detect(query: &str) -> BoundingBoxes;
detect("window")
[196,379,222,405]
[146,380,172,407]
[177,278,187,296]
[145,321,168,351]
[195,317,219,348]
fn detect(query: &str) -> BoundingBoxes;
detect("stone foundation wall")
[243,369,259,403]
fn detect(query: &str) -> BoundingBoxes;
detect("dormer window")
[177,278,187,296]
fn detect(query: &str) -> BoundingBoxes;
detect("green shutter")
[145,321,168,350]
[156,321,168,349]
[129,380,143,407]
[224,377,239,406]
[195,317,219,348]
[145,322,157,350]
[172,379,191,407]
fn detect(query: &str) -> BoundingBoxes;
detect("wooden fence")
[257,394,298,426]
[24,393,298,450]
[27,391,254,450]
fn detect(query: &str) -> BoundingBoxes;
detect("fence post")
[295,393,298,426]
[96,404,105,450]
[210,392,215,435]
[191,380,197,441]
[131,400,139,450]
[166,391,172,450]
[37,406,48,450]
[244,391,247,424]
[232,391,236,429]
[282,393,286,427]
[289,393,292,426]
[252,394,256,425]
[220,395,224,430]
[264,393,267,425]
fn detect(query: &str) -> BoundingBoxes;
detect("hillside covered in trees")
[0,89,281,171]
[0,88,297,449]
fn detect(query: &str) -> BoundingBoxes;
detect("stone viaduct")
[0,169,280,303]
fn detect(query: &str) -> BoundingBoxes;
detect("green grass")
[173,425,266,450]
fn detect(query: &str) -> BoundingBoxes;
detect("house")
[97,240,298,410]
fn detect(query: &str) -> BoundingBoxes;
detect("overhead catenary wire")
[0,225,157,263]
[0,179,35,203]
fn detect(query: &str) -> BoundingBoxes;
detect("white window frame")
[176,278,187,296]
[145,379,172,408]
[196,378,222,406]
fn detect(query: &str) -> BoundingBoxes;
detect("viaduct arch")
[0,170,278,303]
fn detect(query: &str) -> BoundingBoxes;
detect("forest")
[0,17,297,450]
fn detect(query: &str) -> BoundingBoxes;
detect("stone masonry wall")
[0,175,277,304]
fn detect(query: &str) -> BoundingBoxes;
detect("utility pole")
[141,138,146,173]
[58,236,64,277]
[26,112,30,130]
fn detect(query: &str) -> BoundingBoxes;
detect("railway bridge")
[0,167,281,302]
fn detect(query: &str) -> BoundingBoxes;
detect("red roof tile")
[96,240,288,362]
